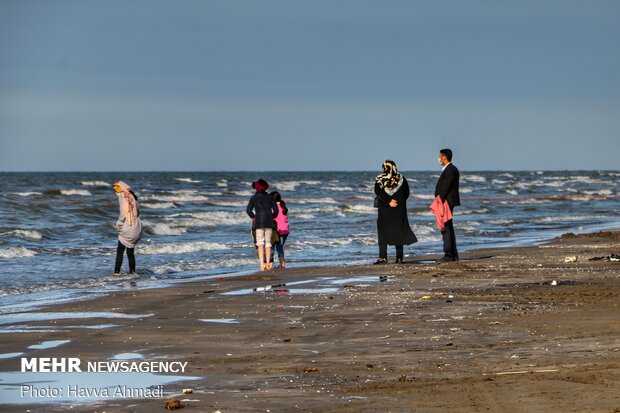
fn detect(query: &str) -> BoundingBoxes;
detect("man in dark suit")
[434,148,460,262]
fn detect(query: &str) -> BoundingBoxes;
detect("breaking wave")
[0,247,37,259]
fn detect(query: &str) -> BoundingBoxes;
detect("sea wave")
[463,175,487,182]
[582,189,613,196]
[325,186,354,192]
[145,194,210,202]
[80,181,110,187]
[294,198,338,204]
[183,211,249,226]
[139,241,229,255]
[151,258,256,274]
[0,247,37,259]
[342,204,376,214]
[12,192,42,197]
[60,189,92,196]
[532,215,598,224]
[0,230,43,240]
[141,202,178,209]
[142,221,187,235]
[176,178,202,183]
[233,190,254,197]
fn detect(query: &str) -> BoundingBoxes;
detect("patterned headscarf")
[376,160,403,191]
[114,181,138,226]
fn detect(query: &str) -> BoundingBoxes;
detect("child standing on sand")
[246,179,279,271]
[271,191,290,268]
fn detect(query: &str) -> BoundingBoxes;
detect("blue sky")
[1,0,619,171]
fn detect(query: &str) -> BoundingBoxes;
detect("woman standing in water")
[113,181,142,275]
[374,160,417,264]
[246,179,278,271]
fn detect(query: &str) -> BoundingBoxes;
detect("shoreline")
[3,220,619,316]
[1,230,619,411]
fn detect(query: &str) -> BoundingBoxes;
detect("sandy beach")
[1,230,619,412]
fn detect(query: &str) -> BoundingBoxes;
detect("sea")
[0,170,618,314]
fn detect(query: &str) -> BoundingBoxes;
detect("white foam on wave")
[463,175,487,182]
[139,241,229,255]
[500,198,551,205]
[582,189,613,196]
[460,188,473,193]
[176,178,202,183]
[295,212,317,220]
[499,173,515,178]
[215,180,228,187]
[459,208,490,215]
[294,198,339,204]
[151,258,256,274]
[505,189,519,196]
[274,181,300,191]
[60,189,92,196]
[183,211,249,226]
[80,181,110,187]
[142,221,187,235]
[412,194,435,200]
[141,202,177,209]
[0,230,43,240]
[12,192,42,197]
[488,219,514,225]
[290,238,356,250]
[568,176,607,185]
[410,224,441,241]
[233,190,254,197]
[274,180,323,192]
[145,192,210,202]
[343,204,376,214]
[533,215,598,224]
[0,247,37,259]
[325,186,354,192]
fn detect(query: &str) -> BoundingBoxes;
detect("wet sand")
[1,231,619,412]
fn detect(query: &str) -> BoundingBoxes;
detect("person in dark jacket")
[246,179,279,271]
[374,160,417,264]
[434,149,460,262]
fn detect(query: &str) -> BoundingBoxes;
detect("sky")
[1,0,619,171]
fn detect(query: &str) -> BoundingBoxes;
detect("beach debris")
[551,280,558,286]
[304,367,319,373]
[379,275,388,282]
[398,374,407,381]
[182,389,193,394]
[564,256,578,263]
[378,335,390,340]
[254,286,272,292]
[164,398,184,410]
[482,369,559,376]
[421,295,432,300]
[589,254,620,262]
[343,284,357,289]
[389,312,406,316]
[203,290,215,294]
[283,338,292,342]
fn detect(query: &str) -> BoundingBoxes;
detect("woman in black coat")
[374,160,417,264]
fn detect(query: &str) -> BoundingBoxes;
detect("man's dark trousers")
[442,218,458,261]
